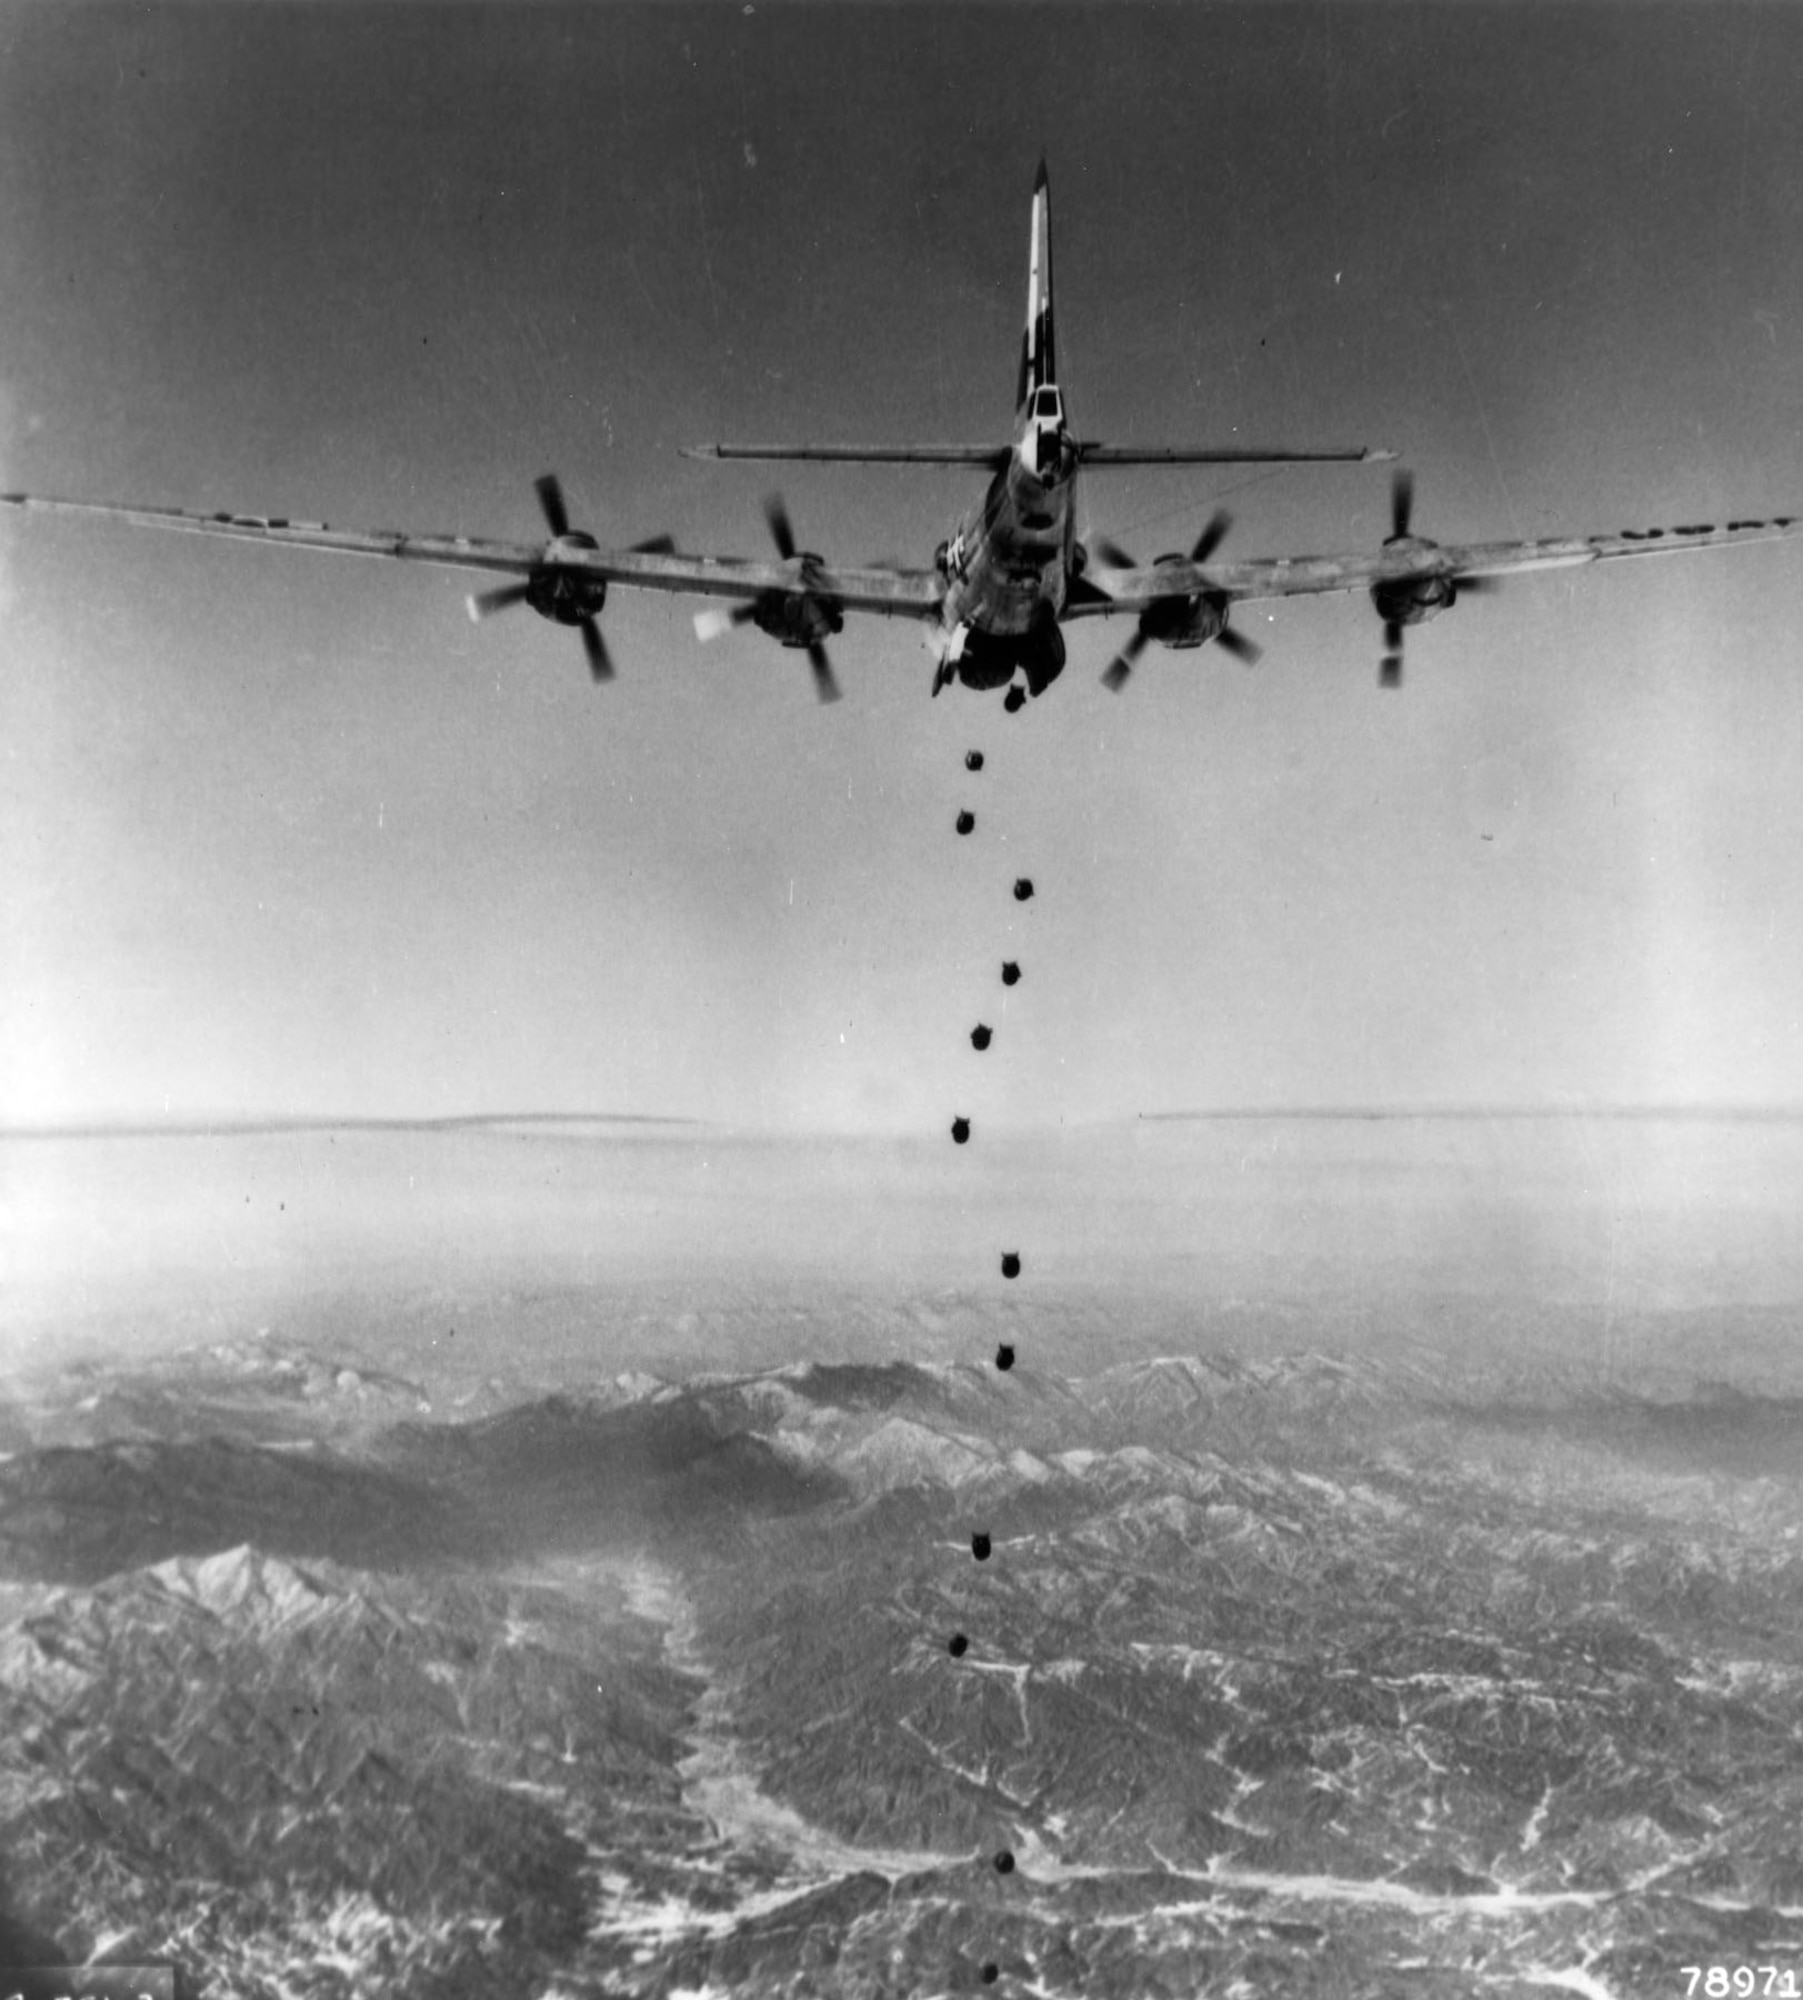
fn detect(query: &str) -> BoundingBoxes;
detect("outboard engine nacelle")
[1370,572,1456,632]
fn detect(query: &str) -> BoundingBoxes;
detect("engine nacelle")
[1371,572,1457,630]
[753,565,845,649]
[1139,569,1229,651]
[1372,526,1457,632]
[528,538,609,627]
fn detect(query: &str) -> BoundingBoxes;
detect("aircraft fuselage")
[936,392,1079,695]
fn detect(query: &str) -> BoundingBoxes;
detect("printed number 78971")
[1682,1971,1801,1998]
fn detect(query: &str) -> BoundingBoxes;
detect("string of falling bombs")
[949,741,1029,1985]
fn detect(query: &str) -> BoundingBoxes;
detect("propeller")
[463,474,673,685]
[694,492,843,702]
[1097,509,1255,688]
[1375,468,1498,687]
[534,480,613,685]
[764,500,842,701]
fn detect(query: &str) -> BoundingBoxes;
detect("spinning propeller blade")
[1190,510,1232,564]
[1380,618,1405,688]
[694,601,760,643]
[764,496,797,562]
[579,617,613,683]
[535,473,572,540]
[1102,627,1149,692]
[466,581,532,622]
[807,642,842,704]
[1093,510,1231,574]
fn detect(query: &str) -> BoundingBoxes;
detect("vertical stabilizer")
[1015,160,1056,413]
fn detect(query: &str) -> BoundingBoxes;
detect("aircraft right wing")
[1073,511,1803,614]
[1068,492,1803,688]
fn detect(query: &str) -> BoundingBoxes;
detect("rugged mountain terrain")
[4,1333,1802,1997]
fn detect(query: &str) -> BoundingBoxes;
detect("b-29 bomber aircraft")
[5,161,1800,708]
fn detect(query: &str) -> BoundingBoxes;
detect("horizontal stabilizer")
[683,443,1009,466]
[683,441,1395,468]
[1077,443,1397,466]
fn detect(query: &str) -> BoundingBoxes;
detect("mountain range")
[4,1330,1802,1997]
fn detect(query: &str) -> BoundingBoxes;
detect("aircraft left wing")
[0,490,946,618]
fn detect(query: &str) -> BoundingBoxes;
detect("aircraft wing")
[0,491,945,618]
[534,542,943,617]
[1069,512,1803,616]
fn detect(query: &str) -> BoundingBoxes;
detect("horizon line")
[1140,1103,1803,1124]
[6,1102,1803,1140]
[0,1111,704,1141]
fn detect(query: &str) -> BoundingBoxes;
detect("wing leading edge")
[0,490,945,619]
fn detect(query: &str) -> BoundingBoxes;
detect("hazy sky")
[4,3,1803,1131]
